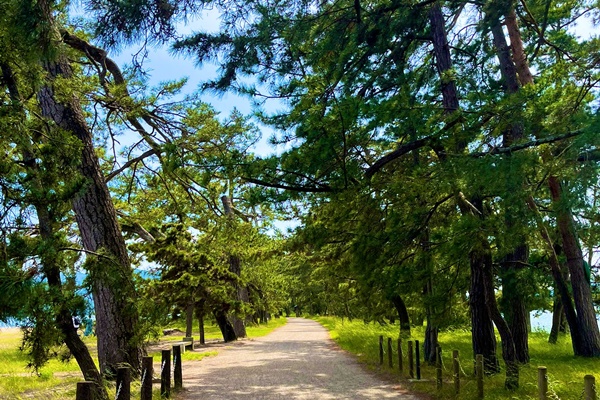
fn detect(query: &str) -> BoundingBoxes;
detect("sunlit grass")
[314,316,598,399]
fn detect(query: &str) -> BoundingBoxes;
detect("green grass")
[314,316,598,399]
[0,317,287,399]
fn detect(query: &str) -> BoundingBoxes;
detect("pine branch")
[467,129,584,158]
[105,149,158,182]
[243,177,334,193]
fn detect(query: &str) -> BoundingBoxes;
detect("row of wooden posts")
[378,335,597,399]
[76,344,185,400]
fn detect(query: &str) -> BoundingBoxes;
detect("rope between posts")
[141,367,147,386]
[114,381,122,400]
[453,356,471,377]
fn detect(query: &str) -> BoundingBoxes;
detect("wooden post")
[397,338,403,373]
[116,367,131,400]
[476,354,484,399]
[452,350,460,394]
[584,375,596,400]
[538,366,548,400]
[161,349,171,398]
[415,339,421,380]
[76,381,94,400]
[408,341,414,378]
[379,335,384,366]
[388,337,393,368]
[173,344,183,390]
[141,356,153,400]
[436,345,442,389]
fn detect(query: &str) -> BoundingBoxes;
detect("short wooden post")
[76,381,94,400]
[141,356,153,400]
[379,335,384,366]
[584,375,596,400]
[538,366,548,400]
[161,349,171,398]
[116,367,130,400]
[415,339,421,380]
[173,344,183,390]
[397,338,403,373]
[453,350,460,395]
[476,354,484,399]
[388,337,393,368]
[436,345,442,389]
[408,341,414,378]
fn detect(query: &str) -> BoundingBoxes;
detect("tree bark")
[481,249,519,389]
[221,195,248,339]
[185,303,194,338]
[549,295,566,344]
[470,250,500,374]
[2,61,109,400]
[391,295,411,337]
[490,17,531,365]
[36,32,141,373]
[214,309,237,342]
[194,301,206,345]
[428,3,500,373]
[548,177,600,356]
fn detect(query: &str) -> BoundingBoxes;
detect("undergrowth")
[314,316,598,399]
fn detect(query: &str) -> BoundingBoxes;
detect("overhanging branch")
[243,177,334,193]
[467,129,584,158]
[105,149,158,182]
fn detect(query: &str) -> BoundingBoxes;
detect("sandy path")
[177,318,421,399]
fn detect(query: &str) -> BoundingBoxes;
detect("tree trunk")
[214,309,237,342]
[194,303,206,345]
[2,61,109,400]
[185,303,194,338]
[490,17,531,365]
[221,195,248,339]
[470,251,500,374]
[391,295,411,337]
[428,4,500,373]
[548,176,600,356]
[37,55,141,374]
[549,296,565,344]
[423,280,438,364]
[481,248,519,389]
[526,197,584,354]
[500,246,530,364]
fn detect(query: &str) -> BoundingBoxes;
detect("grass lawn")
[0,317,287,399]
[314,316,599,399]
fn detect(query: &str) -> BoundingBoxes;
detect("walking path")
[177,318,422,399]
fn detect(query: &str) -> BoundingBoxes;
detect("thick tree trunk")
[548,177,600,356]
[481,249,519,389]
[428,4,500,373]
[500,246,530,364]
[391,295,411,337]
[214,309,237,342]
[2,61,109,400]
[470,251,500,374]
[490,17,531,365]
[38,58,141,374]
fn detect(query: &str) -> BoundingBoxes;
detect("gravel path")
[177,318,421,399]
